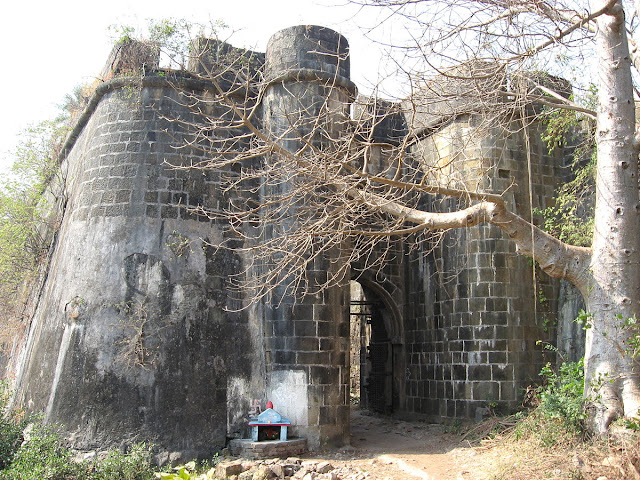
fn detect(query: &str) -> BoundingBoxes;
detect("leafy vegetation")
[0,383,78,479]
[473,357,640,479]
[155,462,217,480]
[621,314,640,360]
[91,443,157,480]
[496,356,586,451]
[0,120,66,350]
[0,382,220,480]
[535,90,597,247]
[0,381,31,470]
[0,85,92,349]
[536,358,586,433]
[533,153,595,247]
[0,119,65,304]
[0,424,88,480]
[0,424,157,480]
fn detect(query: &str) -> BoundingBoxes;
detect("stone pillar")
[261,25,356,449]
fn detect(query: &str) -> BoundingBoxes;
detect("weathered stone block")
[273,350,296,364]
[294,321,316,337]
[316,462,333,474]
[216,460,245,478]
[474,326,495,340]
[491,364,513,381]
[468,365,491,381]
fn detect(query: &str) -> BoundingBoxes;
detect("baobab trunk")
[583,0,640,432]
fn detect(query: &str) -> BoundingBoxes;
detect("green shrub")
[0,418,23,470]
[0,381,31,470]
[91,443,155,480]
[537,358,586,433]
[0,410,156,480]
[0,384,220,480]
[510,358,586,447]
[0,424,86,480]
[155,461,220,480]
[155,462,198,479]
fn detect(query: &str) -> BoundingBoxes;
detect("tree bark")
[583,0,640,432]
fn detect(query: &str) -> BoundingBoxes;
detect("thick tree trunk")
[584,0,640,432]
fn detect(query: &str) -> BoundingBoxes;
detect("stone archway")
[349,276,405,414]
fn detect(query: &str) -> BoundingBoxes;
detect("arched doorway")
[350,279,403,414]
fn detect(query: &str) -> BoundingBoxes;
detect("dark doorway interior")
[350,281,394,414]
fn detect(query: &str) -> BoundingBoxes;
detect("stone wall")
[9,75,265,458]
[403,114,561,419]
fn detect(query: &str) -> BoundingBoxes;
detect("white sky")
[0,0,401,171]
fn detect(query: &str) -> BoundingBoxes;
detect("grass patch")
[460,359,640,479]
[475,413,640,480]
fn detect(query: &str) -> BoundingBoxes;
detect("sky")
[0,0,400,171]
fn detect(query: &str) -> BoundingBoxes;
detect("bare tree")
[346,0,640,434]
[134,0,640,433]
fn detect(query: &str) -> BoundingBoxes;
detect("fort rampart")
[4,25,580,459]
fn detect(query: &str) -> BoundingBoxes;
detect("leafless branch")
[125,8,602,304]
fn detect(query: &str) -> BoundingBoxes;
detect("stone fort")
[4,25,583,459]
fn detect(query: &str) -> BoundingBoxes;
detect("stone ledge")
[228,438,307,459]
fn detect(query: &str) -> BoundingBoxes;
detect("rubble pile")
[214,458,371,480]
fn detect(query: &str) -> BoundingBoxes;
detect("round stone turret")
[260,25,355,450]
[262,26,355,148]
[266,25,351,81]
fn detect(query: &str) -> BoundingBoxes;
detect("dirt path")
[303,410,494,480]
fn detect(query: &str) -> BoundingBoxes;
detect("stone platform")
[228,438,307,459]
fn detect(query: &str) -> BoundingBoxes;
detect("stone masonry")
[4,25,578,458]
